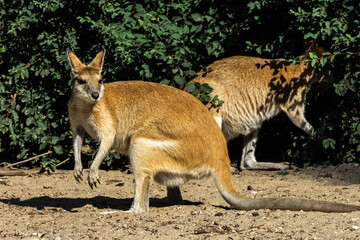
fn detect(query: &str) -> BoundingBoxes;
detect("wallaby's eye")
[77,79,86,85]
[98,79,103,84]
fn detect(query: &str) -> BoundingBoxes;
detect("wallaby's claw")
[75,174,83,183]
[74,166,83,183]
[87,170,100,189]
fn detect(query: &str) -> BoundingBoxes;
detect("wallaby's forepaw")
[74,165,83,182]
[310,130,317,140]
[88,170,101,189]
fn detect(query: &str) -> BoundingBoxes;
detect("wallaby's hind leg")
[167,186,183,204]
[214,116,239,174]
[129,173,151,213]
[240,130,289,170]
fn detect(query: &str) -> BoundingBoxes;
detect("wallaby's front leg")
[282,105,316,138]
[88,137,113,189]
[73,126,85,182]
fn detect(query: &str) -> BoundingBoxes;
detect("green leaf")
[174,75,186,88]
[26,117,35,126]
[51,136,59,145]
[200,84,213,94]
[255,46,262,54]
[185,83,196,93]
[53,145,63,155]
[304,32,317,39]
[160,79,170,85]
[247,2,255,10]
[191,13,203,22]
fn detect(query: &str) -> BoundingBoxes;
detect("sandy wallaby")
[67,49,359,213]
[189,46,332,170]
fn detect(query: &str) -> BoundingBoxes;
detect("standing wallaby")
[189,46,332,170]
[67,49,359,213]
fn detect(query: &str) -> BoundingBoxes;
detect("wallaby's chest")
[69,107,101,141]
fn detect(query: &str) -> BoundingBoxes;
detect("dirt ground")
[0,164,360,240]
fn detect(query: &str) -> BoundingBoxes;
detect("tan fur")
[67,50,359,213]
[189,49,333,170]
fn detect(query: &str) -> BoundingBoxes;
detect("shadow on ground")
[0,196,202,212]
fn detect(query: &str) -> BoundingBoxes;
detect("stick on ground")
[6,151,52,168]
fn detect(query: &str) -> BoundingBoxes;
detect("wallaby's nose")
[92,92,99,100]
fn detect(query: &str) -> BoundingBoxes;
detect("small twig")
[6,151,52,168]
[254,0,265,7]
[56,157,71,167]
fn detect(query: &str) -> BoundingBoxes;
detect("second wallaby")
[189,46,333,170]
[67,49,359,213]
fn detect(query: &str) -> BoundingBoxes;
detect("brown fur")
[67,49,359,213]
[189,48,333,170]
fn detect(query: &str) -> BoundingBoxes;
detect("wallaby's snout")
[84,79,103,102]
[91,91,99,100]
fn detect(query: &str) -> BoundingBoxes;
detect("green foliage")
[76,1,228,88]
[0,0,230,169]
[0,0,359,170]
[185,82,224,107]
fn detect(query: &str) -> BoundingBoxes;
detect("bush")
[0,0,359,170]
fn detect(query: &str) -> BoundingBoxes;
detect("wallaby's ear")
[67,50,84,73]
[89,49,106,73]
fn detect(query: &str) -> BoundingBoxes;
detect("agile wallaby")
[189,46,333,170]
[67,49,359,213]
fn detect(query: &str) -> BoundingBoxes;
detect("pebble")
[252,212,259,217]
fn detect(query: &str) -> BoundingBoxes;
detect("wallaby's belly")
[153,168,212,187]
[112,135,131,155]
[218,95,281,140]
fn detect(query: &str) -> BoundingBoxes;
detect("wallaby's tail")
[213,167,360,213]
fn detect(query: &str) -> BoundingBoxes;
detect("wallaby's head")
[308,45,335,84]
[67,50,106,103]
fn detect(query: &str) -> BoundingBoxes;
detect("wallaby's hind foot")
[239,131,290,170]
[240,161,290,170]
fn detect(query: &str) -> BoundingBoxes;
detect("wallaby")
[189,46,333,170]
[67,49,359,213]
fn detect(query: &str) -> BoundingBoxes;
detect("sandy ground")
[0,164,360,240]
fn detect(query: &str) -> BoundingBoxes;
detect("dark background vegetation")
[1,0,359,171]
